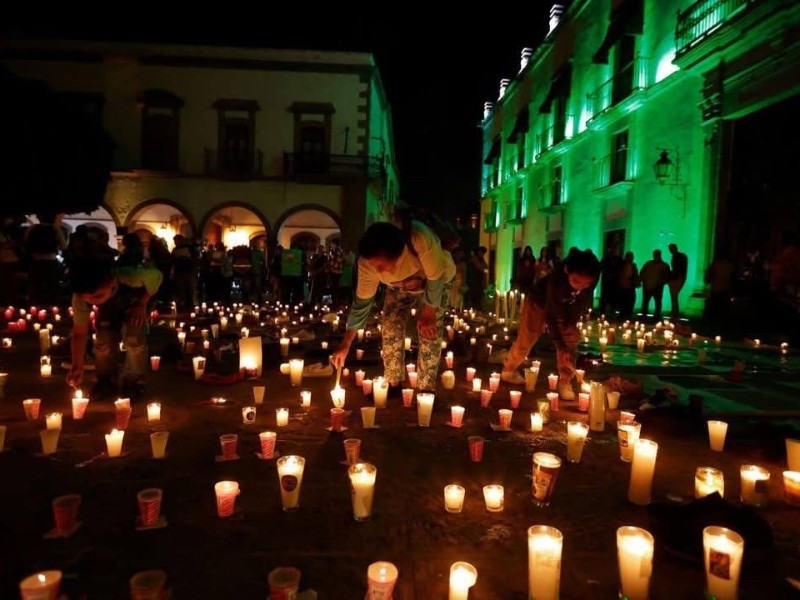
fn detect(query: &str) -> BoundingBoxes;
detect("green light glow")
[656,51,679,82]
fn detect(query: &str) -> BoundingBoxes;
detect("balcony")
[587,58,649,122]
[483,210,499,233]
[283,152,384,179]
[676,0,753,56]
[534,119,572,159]
[204,148,263,179]
[592,153,633,194]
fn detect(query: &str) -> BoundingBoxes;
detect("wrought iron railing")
[534,117,572,158]
[592,152,632,190]
[587,57,649,120]
[676,0,753,55]
[283,152,384,178]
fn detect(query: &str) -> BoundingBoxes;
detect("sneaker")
[558,380,576,401]
[500,370,525,385]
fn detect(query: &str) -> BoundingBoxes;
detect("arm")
[68,321,89,387]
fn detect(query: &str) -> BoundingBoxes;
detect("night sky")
[3,6,553,217]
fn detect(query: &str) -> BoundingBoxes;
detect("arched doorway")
[277,207,340,251]
[26,205,120,249]
[200,204,269,249]
[126,200,193,250]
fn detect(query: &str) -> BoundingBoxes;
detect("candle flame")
[37,574,46,583]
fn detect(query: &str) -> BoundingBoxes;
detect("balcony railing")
[483,210,499,233]
[676,0,753,55]
[534,118,572,158]
[592,153,632,190]
[204,148,263,178]
[587,58,649,121]
[283,152,384,178]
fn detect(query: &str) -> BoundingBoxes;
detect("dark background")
[2,6,553,218]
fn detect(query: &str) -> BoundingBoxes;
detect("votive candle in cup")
[617,420,642,462]
[45,412,62,431]
[786,438,800,471]
[259,431,277,459]
[289,359,304,386]
[444,484,465,513]
[276,408,289,427]
[362,378,373,395]
[147,402,161,422]
[277,455,305,511]
[105,428,124,457]
[343,438,361,465]
[214,480,240,518]
[566,421,589,463]
[279,337,290,357]
[740,464,770,507]
[509,390,522,409]
[617,526,655,600]
[137,488,163,527]
[39,429,60,455]
[483,484,504,512]
[253,385,266,405]
[349,462,377,521]
[441,370,456,390]
[150,431,169,459]
[407,371,418,388]
[708,420,728,452]
[451,405,465,427]
[695,466,724,498]
[628,439,658,505]
[401,388,414,407]
[355,370,366,386]
[525,366,540,392]
[449,562,477,600]
[528,525,563,600]
[361,406,376,429]
[489,375,500,393]
[531,412,543,432]
[547,373,558,391]
[367,562,398,600]
[150,355,161,371]
[498,409,513,430]
[241,406,257,425]
[19,570,62,600]
[782,471,800,506]
[578,392,590,412]
[300,390,312,408]
[532,452,562,507]
[575,369,585,383]
[330,386,345,408]
[479,388,492,408]
[72,393,89,420]
[23,398,41,420]
[445,351,454,369]
[373,378,389,408]
[219,433,238,460]
[466,367,476,382]
[703,526,744,600]
[607,391,620,410]
[356,349,365,360]
[192,355,206,380]
[471,377,482,393]
[417,393,435,427]
[330,407,345,431]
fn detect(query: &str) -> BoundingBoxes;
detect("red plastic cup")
[480,389,493,408]
[23,398,41,420]
[451,405,465,427]
[499,409,513,429]
[343,438,361,465]
[129,569,167,600]
[330,408,345,432]
[401,388,414,407]
[137,488,162,527]
[547,391,560,412]
[72,397,89,420]
[116,407,132,430]
[578,392,590,412]
[509,390,522,409]
[214,481,239,518]
[150,356,161,371]
[259,431,277,459]
[52,494,81,536]
[362,379,373,395]
[220,434,238,460]
[268,567,302,600]
[468,436,485,462]
[367,561,399,599]
[408,372,418,388]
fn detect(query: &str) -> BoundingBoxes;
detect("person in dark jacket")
[500,247,600,400]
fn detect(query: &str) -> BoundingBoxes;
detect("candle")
[147,402,161,422]
[192,355,206,380]
[617,421,642,462]
[40,363,52,378]
[150,431,169,459]
[628,439,658,505]
[219,316,229,330]
[150,355,161,371]
[105,428,124,457]
[525,366,540,392]
[607,390,620,410]
[599,336,608,352]
[783,471,800,506]
[241,406,257,425]
[406,362,416,374]
[357,328,365,342]
[787,438,800,471]
[348,462,377,521]
[291,336,300,345]
[300,390,312,408]
[328,385,346,408]
[279,337,290,357]
[445,351,454,369]
[404,337,412,351]
[19,570,62,600]
[575,368,585,383]
[715,335,722,344]
[39,429,60,455]
[547,373,558,391]
[277,455,305,511]
[531,412,543,432]
[276,408,289,427]
[637,339,646,353]
[355,370,365,386]
[566,421,589,463]
[532,453,562,507]
[361,406,377,429]
[23,398,41,420]
[617,526,655,600]
[471,377,482,393]
[703,526,744,600]
[288,359,304,387]
[740,464,770,507]
[367,562,399,599]
[214,480,240,518]
[546,391,559,412]
[45,412,62,430]
[373,378,389,408]
[362,378,373,395]
[465,367,476,382]
[483,484,504,512]
[528,525,563,600]
[489,374,500,393]
[498,408,512,429]
[449,562,478,600]
[1,337,11,349]
[695,466,725,498]
[441,370,456,390]
[444,484,465,513]
[417,392,435,427]
[707,420,728,452]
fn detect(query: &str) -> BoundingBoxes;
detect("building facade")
[2,39,399,251]
[480,0,800,317]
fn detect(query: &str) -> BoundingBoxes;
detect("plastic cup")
[149,356,161,371]
[259,431,277,459]
[214,481,240,517]
[362,379,373,395]
[343,438,362,465]
[479,389,492,408]
[401,388,414,407]
[525,367,539,392]
[116,407,132,430]
[277,456,305,512]
[509,390,522,409]
[578,392,590,412]
[20,570,62,600]
[330,408,345,432]
[468,436,484,462]
[786,438,800,471]
[253,386,266,405]
[39,429,59,455]
[607,391,620,410]
[150,431,169,459]
[361,406,376,429]
[566,421,590,463]
[137,488,163,527]
[219,434,238,460]
[268,567,302,600]
[23,398,41,420]
[499,409,513,429]
[349,462,377,520]
[617,421,641,462]
[367,562,399,599]
[129,569,167,600]
[451,405,465,427]
[532,452,562,507]
[52,494,81,536]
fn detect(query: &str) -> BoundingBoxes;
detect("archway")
[199,203,269,249]
[276,206,341,250]
[126,199,193,250]
[26,204,120,249]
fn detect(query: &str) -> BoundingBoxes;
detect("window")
[139,90,183,171]
[610,130,629,184]
[297,122,328,173]
[552,165,563,206]
[612,35,636,106]
[212,99,260,175]
[517,134,526,170]
[552,97,567,145]
[514,185,525,220]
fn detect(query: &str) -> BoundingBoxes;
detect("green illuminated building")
[480,0,800,317]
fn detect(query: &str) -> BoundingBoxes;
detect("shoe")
[500,370,525,385]
[558,380,575,401]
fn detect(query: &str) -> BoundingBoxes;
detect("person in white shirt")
[331,221,455,391]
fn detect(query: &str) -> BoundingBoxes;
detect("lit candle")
[445,351,454,369]
[330,386,345,408]
[528,525,563,600]
[531,412,543,432]
[450,405,465,427]
[291,336,300,345]
[739,464,770,507]
[695,466,725,498]
[288,359,304,387]
[45,412,62,430]
[241,406,257,425]
[279,337,290,357]
[465,367,476,382]
[214,480,240,518]
[578,392,590,412]
[150,355,161,371]
[277,455,305,511]
[617,526,655,600]
[147,402,161,422]
[39,429,60,455]
[300,390,312,408]
[703,526,744,600]
[19,571,63,600]
[220,316,229,330]
[417,393,435,427]
[715,335,722,344]
[471,377,482,393]
[105,428,124,457]
[357,328,365,342]
[489,374,500,393]
[444,484,466,513]
[637,339,646,353]
[441,370,456,390]
[355,370,365,386]
[177,331,186,349]
[348,462,377,521]
[150,431,169,459]
[547,373,558,391]
[566,421,589,463]
[404,337,412,351]
[783,471,800,506]
[617,420,642,462]
[470,336,476,346]
[373,378,389,408]
[1,337,11,349]
[362,378,373,395]
[367,562,399,599]
[40,363,52,378]
[707,420,728,452]
[599,336,608,352]
[361,406,376,429]
[276,408,289,427]
[449,562,478,600]
[482,484,504,512]
[321,341,329,350]
[192,356,206,380]
[628,439,658,505]
[407,371,418,388]
[525,366,540,392]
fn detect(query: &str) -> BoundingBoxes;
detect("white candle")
[703,526,744,600]
[449,562,477,600]
[547,373,558,390]
[739,464,770,507]
[441,369,455,390]
[348,462,377,521]
[525,366,540,392]
[367,562,399,599]
[531,412,543,432]
[39,429,59,454]
[192,355,206,380]
[40,364,52,378]
[321,341,329,350]
[471,377,482,393]
[566,421,589,463]
[300,390,312,408]
[617,421,642,462]
[150,431,169,459]
[695,466,725,498]
[241,406,257,425]
[147,402,161,422]
[277,455,305,511]
[466,367,476,382]
[291,336,300,345]
[637,339,646,353]
[404,337,412,351]
[276,408,289,427]
[444,484,465,513]
[482,484,504,512]
[279,337,290,357]
[373,378,389,408]
[357,328,365,342]
[787,438,800,471]
[105,428,124,457]
[489,375,500,393]
[617,526,654,600]
[445,351,454,369]
[288,359,304,386]
[417,393,435,427]
[628,439,658,505]
[528,525,563,600]
[707,420,728,452]
[355,370,365,386]
[45,412,62,430]
[330,386,345,408]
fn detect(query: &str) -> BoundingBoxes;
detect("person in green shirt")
[67,258,163,399]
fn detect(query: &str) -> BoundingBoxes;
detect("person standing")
[308,245,328,306]
[704,251,734,322]
[617,251,640,319]
[171,234,197,311]
[25,212,68,305]
[668,243,688,319]
[599,246,623,317]
[639,250,670,319]
[331,221,455,392]
[515,245,537,290]
[500,248,600,400]
[466,246,489,310]
[251,239,266,303]
[449,248,467,310]
[327,238,344,305]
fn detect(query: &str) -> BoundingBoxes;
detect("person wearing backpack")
[330,220,455,392]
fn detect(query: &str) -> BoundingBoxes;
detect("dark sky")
[4,6,553,216]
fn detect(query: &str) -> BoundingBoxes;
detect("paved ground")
[0,307,799,599]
